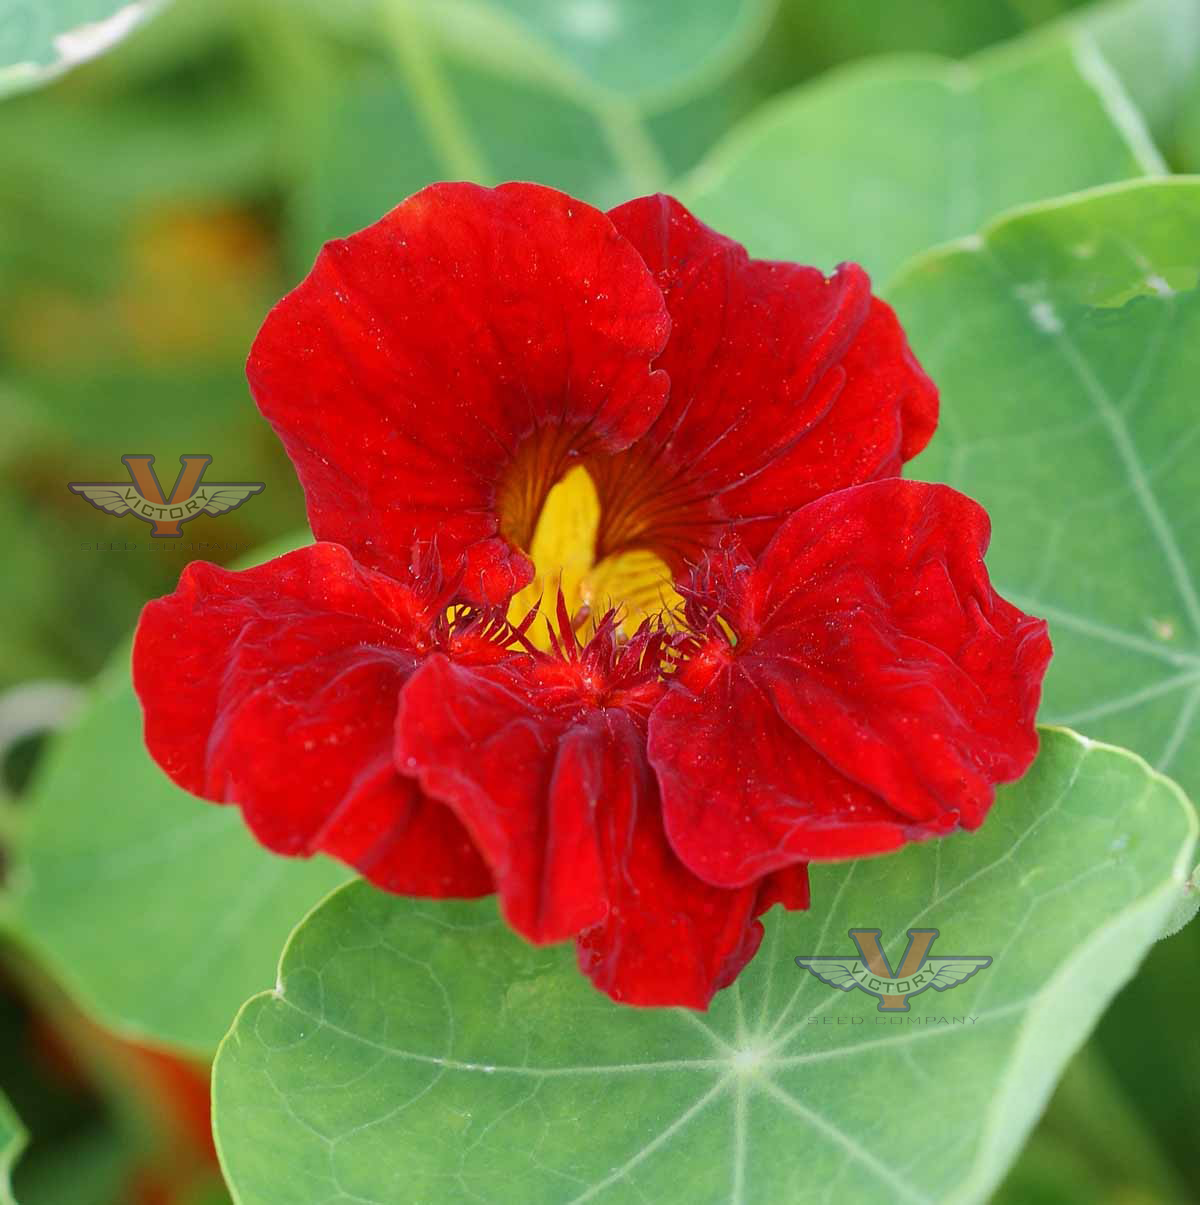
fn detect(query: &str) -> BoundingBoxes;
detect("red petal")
[649,480,1051,887]
[396,644,772,1007]
[594,194,937,567]
[755,862,812,914]
[247,182,670,603]
[132,544,492,896]
[395,653,608,943]
[573,725,771,1009]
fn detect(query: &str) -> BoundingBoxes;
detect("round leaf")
[682,37,1161,283]
[213,730,1196,1205]
[889,177,1200,801]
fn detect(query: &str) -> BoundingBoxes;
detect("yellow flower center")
[506,465,683,648]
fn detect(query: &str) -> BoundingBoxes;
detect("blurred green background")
[1,0,1198,1201]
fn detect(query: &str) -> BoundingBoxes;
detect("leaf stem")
[381,0,492,184]
[594,97,670,194]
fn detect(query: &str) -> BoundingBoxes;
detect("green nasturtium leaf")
[775,0,1198,160]
[286,0,785,257]
[9,541,350,1054]
[422,0,775,108]
[682,35,1162,283]
[1080,0,1200,155]
[0,1092,25,1205]
[288,0,783,264]
[889,177,1200,804]
[1159,863,1200,938]
[213,729,1196,1205]
[297,0,772,109]
[775,0,1087,71]
[0,0,169,97]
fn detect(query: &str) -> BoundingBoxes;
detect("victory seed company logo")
[69,455,264,538]
[796,929,991,1012]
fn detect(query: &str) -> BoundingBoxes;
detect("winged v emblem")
[796,929,990,1011]
[69,454,264,537]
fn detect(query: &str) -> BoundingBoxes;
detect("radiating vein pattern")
[213,731,1195,1205]
[890,178,1200,802]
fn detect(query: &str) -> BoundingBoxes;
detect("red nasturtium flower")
[133,182,1051,1009]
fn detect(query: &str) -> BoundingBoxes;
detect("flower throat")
[503,462,683,647]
